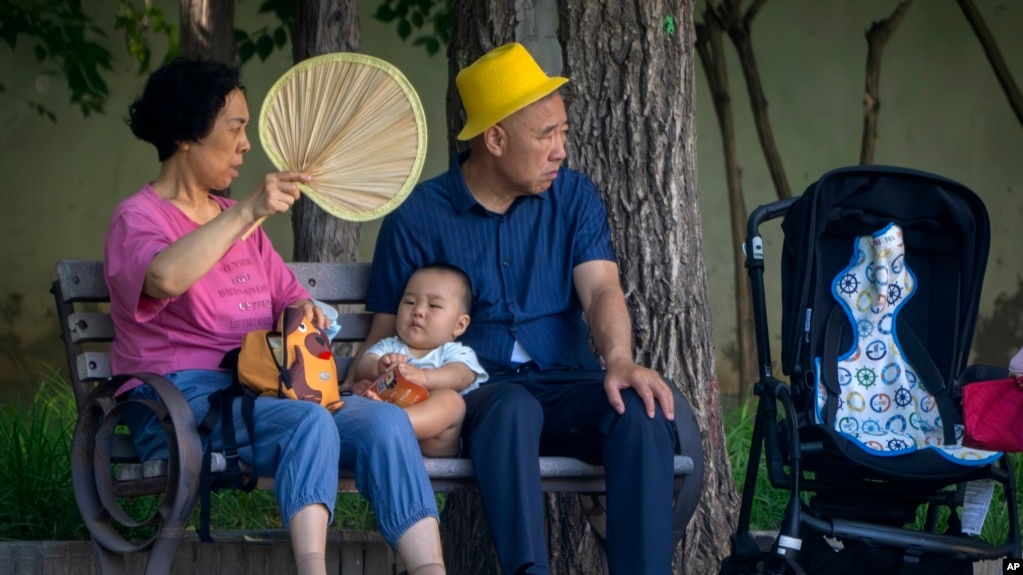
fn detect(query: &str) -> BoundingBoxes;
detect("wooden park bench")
[52,258,701,574]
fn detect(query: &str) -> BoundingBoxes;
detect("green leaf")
[239,41,256,64]
[411,35,439,54]
[397,19,411,40]
[272,27,287,48]
[34,45,46,61]
[374,4,397,22]
[255,35,274,60]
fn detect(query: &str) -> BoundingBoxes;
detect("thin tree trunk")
[290,0,362,264]
[696,7,756,406]
[956,0,1023,129]
[179,0,236,63]
[860,0,912,165]
[445,1,735,573]
[726,0,790,199]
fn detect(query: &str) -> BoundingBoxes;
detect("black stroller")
[721,166,1021,575]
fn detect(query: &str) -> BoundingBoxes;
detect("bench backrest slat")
[66,311,372,345]
[55,260,109,302]
[289,262,372,303]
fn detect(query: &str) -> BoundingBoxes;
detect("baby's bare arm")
[399,362,476,392]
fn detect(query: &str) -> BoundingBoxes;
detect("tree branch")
[696,7,757,402]
[727,0,791,199]
[859,0,912,165]
[744,0,768,28]
[956,0,1023,128]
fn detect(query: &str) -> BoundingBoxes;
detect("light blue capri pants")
[125,370,438,546]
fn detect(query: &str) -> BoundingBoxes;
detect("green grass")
[725,398,1023,545]
[0,368,85,540]
[725,400,790,531]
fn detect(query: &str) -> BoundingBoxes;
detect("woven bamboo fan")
[245,52,427,238]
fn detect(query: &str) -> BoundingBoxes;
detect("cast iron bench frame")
[52,258,700,574]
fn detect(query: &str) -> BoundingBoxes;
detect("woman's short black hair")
[127,57,244,161]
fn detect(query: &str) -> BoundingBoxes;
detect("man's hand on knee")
[602,360,675,420]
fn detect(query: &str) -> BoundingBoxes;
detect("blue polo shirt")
[366,151,617,372]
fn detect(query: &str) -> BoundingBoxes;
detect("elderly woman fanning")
[107,58,444,575]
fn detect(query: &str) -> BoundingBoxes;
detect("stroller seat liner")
[815,222,998,464]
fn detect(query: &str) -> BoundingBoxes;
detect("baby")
[351,263,487,457]
[1011,344,1023,377]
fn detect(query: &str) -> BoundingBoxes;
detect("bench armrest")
[72,372,203,558]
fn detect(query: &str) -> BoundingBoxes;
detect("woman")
[108,58,445,575]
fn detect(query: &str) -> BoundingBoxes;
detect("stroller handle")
[746,197,798,243]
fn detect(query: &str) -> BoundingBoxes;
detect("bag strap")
[267,331,291,397]
[894,316,958,446]
[198,353,262,543]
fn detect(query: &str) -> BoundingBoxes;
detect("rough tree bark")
[443,1,736,573]
[179,0,236,63]
[860,0,912,165]
[290,0,362,263]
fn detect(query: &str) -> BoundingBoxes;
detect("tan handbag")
[235,307,343,412]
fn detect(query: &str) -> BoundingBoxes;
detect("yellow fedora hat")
[456,42,569,141]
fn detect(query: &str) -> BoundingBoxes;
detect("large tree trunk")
[444,1,737,573]
[290,0,362,263]
[179,0,236,63]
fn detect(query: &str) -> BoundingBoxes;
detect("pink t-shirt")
[104,185,309,376]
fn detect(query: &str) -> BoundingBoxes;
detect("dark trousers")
[460,368,690,575]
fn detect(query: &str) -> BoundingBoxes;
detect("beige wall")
[695,0,1023,403]
[1,0,1021,405]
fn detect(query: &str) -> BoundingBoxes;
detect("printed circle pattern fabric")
[814,223,993,461]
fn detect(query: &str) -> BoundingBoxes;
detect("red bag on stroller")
[962,375,1023,452]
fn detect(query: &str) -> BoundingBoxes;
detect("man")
[355,42,703,575]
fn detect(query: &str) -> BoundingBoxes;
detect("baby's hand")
[397,363,427,385]
[350,379,382,401]
[378,353,409,374]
